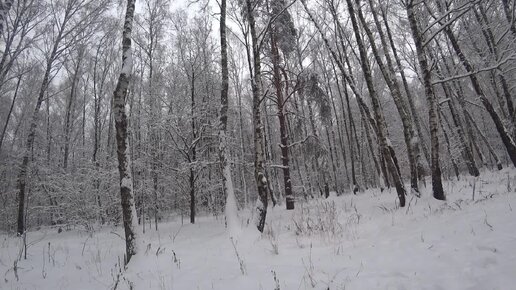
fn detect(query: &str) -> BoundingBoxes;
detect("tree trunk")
[406,0,445,200]
[443,21,516,167]
[380,5,430,168]
[439,108,460,180]
[270,31,294,209]
[435,71,479,177]
[357,0,419,196]
[345,0,406,206]
[303,0,375,194]
[63,55,83,170]
[246,0,269,232]
[0,74,21,153]
[16,12,67,235]
[474,4,515,121]
[464,109,503,170]
[219,0,239,230]
[189,70,196,224]
[113,0,138,262]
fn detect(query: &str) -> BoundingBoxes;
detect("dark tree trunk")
[271,31,294,210]
[0,74,21,153]
[190,71,196,224]
[189,168,195,224]
[17,36,62,235]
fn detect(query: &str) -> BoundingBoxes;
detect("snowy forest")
[0,0,515,289]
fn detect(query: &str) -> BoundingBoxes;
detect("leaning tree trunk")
[0,74,21,153]
[303,0,363,193]
[246,0,269,233]
[464,109,503,170]
[219,0,239,231]
[113,0,138,263]
[406,0,445,200]
[434,63,479,177]
[441,24,516,167]
[380,5,430,168]
[345,0,406,206]
[356,0,419,196]
[474,4,515,122]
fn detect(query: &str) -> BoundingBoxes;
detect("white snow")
[120,176,132,189]
[121,47,133,76]
[224,165,240,238]
[1,168,515,289]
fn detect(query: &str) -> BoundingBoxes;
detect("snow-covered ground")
[1,168,515,289]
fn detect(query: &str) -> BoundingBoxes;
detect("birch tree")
[113,0,139,262]
[219,0,239,230]
[235,0,274,232]
[405,0,445,200]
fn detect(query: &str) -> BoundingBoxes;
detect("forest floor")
[1,168,515,290]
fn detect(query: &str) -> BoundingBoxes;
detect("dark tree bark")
[190,71,196,224]
[0,74,21,153]
[270,30,294,209]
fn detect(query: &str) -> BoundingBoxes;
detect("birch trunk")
[406,0,445,200]
[345,0,406,206]
[357,0,419,195]
[219,0,239,230]
[113,0,138,262]
[380,5,431,168]
[245,0,270,232]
